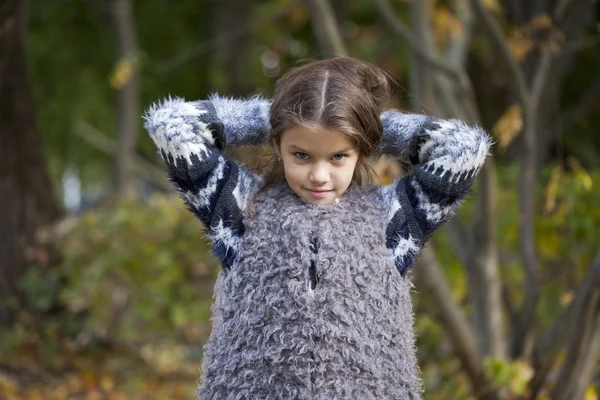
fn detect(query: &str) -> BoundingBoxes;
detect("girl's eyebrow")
[288,144,355,154]
[288,144,308,152]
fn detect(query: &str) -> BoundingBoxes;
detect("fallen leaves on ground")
[0,341,199,400]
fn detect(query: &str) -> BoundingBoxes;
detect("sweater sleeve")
[142,94,271,270]
[379,111,492,276]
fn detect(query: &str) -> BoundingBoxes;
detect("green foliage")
[56,194,219,345]
[28,0,213,191]
[1,194,219,371]
[19,268,62,313]
[482,357,533,396]
[418,163,600,395]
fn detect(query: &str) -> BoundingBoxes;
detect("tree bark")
[414,248,488,391]
[549,252,600,400]
[210,0,254,95]
[112,0,140,197]
[373,1,504,397]
[0,0,60,324]
[500,0,596,168]
[471,160,505,358]
[304,0,348,57]
[210,0,256,165]
[470,0,543,360]
[409,0,435,113]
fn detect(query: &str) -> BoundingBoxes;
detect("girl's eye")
[294,152,310,160]
[332,154,347,162]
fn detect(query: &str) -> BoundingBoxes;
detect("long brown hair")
[245,57,397,218]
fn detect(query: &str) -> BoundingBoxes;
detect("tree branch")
[555,76,600,133]
[74,120,172,192]
[510,0,591,357]
[443,219,470,267]
[471,159,505,358]
[569,314,600,400]
[157,2,296,72]
[469,0,530,106]
[554,0,576,21]
[501,282,517,326]
[371,0,463,83]
[408,0,435,112]
[471,0,557,360]
[528,251,600,399]
[563,34,600,55]
[550,252,600,400]
[112,0,140,197]
[529,39,556,113]
[414,247,498,399]
[304,0,348,57]
[551,292,599,399]
[445,0,474,68]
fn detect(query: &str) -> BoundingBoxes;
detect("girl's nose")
[309,162,330,184]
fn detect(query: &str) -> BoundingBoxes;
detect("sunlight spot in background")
[261,49,280,77]
[62,165,82,213]
[288,39,308,58]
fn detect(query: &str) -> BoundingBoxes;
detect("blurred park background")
[1,0,599,399]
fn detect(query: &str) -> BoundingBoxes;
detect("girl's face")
[274,125,360,204]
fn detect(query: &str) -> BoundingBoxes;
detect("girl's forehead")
[282,125,356,152]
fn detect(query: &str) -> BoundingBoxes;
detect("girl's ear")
[272,138,280,158]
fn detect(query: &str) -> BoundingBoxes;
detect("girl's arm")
[378,111,492,276]
[143,95,271,270]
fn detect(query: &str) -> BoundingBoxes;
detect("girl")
[143,58,491,399]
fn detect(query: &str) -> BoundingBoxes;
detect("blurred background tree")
[0,0,598,398]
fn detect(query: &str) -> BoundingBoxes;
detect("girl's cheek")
[285,164,308,174]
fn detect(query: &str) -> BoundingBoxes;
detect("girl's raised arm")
[143,95,271,270]
[378,111,492,276]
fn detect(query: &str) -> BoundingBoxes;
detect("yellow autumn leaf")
[561,291,574,306]
[508,14,553,61]
[507,33,534,62]
[568,157,593,191]
[482,0,503,13]
[432,7,463,45]
[509,359,534,395]
[544,164,562,213]
[530,14,553,30]
[585,386,598,400]
[548,39,562,54]
[110,55,137,89]
[492,104,523,150]
[0,373,19,396]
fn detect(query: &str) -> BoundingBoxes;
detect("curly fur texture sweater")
[143,94,492,399]
[199,182,421,399]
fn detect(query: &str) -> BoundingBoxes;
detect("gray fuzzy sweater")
[143,95,492,399]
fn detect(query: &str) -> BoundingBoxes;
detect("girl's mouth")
[305,188,333,198]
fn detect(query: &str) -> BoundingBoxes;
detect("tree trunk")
[500,0,596,168]
[409,0,435,113]
[210,0,254,96]
[210,0,255,165]
[112,0,140,197]
[0,0,60,325]
[374,1,504,397]
[304,0,348,58]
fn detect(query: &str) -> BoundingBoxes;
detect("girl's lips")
[305,188,333,198]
